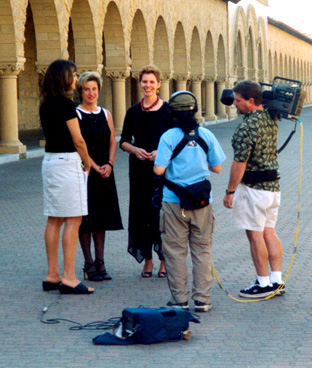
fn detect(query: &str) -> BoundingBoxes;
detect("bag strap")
[170,127,208,160]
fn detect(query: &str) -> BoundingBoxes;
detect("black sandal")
[59,282,94,294]
[94,259,112,280]
[83,262,103,282]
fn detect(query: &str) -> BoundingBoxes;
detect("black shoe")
[59,282,94,295]
[94,259,112,280]
[272,282,286,295]
[166,300,189,310]
[239,280,274,299]
[194,300,212,313]
[42,281,61,291]
[83,262,103,282]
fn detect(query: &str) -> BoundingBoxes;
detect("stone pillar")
[159,73,171,102]
[132,71,143,102]
[174,74,189,91]
[36,64,49,147]
[191,75,204,123]
[216,77,228,120]
[204,77,216,122]
[0,62,26,155]
[106,68,130,135]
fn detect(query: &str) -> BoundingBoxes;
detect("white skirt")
[42,152,88,217]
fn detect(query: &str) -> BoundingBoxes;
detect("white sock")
[257,276,271,287]
[270,271,282,284]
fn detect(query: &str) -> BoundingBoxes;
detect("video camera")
[221,77,307,120]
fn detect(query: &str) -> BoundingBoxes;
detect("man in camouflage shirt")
[223,80,285,299]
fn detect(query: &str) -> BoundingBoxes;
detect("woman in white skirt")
[40,59,94,294]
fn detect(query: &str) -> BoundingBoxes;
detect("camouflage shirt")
[232,109,280,192]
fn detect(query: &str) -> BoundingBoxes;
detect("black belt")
[242,169,280,184]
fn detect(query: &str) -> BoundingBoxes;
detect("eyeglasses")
[73,73,80,78]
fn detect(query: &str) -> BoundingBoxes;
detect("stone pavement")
[1,109,312,368]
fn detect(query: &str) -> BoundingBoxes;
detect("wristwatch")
[225,189,235,195]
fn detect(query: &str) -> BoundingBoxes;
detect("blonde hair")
[139,64,162,83]
[76,71,103,101]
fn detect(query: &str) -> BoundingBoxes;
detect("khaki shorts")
[233,183,280,231]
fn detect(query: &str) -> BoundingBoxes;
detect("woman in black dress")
[76,72,123,281]
[120,65,173,278]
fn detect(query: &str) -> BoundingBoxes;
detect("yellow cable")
[213,119,303,303]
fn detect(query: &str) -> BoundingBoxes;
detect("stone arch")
[190,27,203,121]
[257,41,264,81]
[268,50,273,81]
[273,51,278,77]
[173,22,188,81]
[279,53,283,77]
[284,55,288,78]
[289,56,293,79]
[18,2,40,130]
[70,0,98,69]
[232,5,247,79]
[257,17,267,80]
[235,30,244,80]
[153,16,170,75]
[0,0,19,63]
[130,9,149,72]
[246,4,257,79]
[190,27,202,76]
[29,0,68,66]
[247,27,255,78]
[100,1,128,117]
[216,34,226,78]
[204,31,215,77]
[103,1,127,70]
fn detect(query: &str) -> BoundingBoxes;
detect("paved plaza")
[1,108,312,368]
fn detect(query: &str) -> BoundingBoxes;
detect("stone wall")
[0,0,311,152]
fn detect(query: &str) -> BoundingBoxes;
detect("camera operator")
[223,80,285,298]
[154,91,226,312]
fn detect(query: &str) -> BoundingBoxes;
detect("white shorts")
[233,183,280,231]
[42,152,88,217]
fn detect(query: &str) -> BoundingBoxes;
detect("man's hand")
[223,193,234,209]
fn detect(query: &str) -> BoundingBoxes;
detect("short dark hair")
[41,59,77,100]
[233,80,263,106]
[171,110,199,134]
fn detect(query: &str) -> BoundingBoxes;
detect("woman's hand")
[83,163,91,175]
[135,148,150,161]
[148,150,157,162]
[99,164,112,179]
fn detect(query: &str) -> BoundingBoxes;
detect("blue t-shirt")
[155,127,226,203]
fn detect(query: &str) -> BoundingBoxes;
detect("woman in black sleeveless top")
[76,72,123,281]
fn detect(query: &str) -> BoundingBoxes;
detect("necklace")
[141,95,160,111]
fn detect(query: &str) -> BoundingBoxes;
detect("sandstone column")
[159,73,171,102]
[216,77,228,120]
[204,77,216,122]
[191,75,204,123]
[174,74,189,91]
[132,71,143,102]
[0,62,26,155]
[106,68,130,135]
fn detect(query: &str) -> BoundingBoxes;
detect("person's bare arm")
[223,161,247,209]
[66,117,91,173]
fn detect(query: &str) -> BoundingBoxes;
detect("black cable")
[40,297,120,331]
[278,119,297,154]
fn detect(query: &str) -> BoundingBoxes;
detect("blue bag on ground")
[93,307,200,345]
